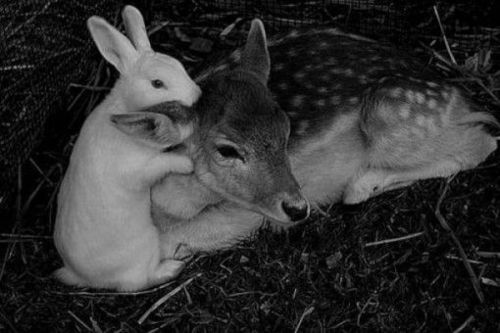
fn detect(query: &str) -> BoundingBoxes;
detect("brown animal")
[152,19,310,235]
[153,20,498,259]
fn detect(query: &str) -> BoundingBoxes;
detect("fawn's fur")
[152,21,498,260]
[152,20,310,231]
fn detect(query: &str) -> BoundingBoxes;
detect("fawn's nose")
[281,199,310,222]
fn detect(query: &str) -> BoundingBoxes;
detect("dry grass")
[1,1,500,332]
[1,166,500,331]
[0,0,118,203]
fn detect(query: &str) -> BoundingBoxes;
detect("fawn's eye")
[216,145,244,161]
[151,79,165,89]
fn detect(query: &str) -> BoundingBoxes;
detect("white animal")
[151,20,498,260]
[53,5,201,291]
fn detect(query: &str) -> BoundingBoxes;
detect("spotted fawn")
[152,20,498,260]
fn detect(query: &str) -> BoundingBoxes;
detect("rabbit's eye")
[151,79,165,89]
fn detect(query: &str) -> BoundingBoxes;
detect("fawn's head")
[190,20,310,223]
[87,5,200,112]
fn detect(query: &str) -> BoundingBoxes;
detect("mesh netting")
[0,0,119,205]
[1,0,498,207]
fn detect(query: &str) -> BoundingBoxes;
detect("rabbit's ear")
[121,5,151,51]
[111,112,181,147]
[87,16,138,73]
[240,19,270,84]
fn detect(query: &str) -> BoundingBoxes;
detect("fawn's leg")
[343,159,462,204]
[160,204,264,260]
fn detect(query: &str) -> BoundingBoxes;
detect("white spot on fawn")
[367,66,384,74]
[344,68,354,77]
[440,91,455,124]
[332,83,342,90]
[390,87,403,98]
[348,97,359,104]
[416,115,426,126]
[294,71,305,80]
[426,89,438,96]
[440,110,450,124]
[426,81,438,88]
[392,129,407,139]
[316,99,326,107]
[326,58,337,65]
[358,75,368,84]
[296,121,309,135]
[274,63,285,71]
[292,95,305,107]
[278,82,288,90]
[415,92,425,104]
[378,104,393,119]
[405,90,415,103]
[427,98,437,109]
[426,117,437,133]
[399,105,410,119]
[305,82,315,90]
[330,95,341,105]
[411,127,425,139]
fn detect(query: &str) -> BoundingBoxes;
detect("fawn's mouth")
[250,201,311,224]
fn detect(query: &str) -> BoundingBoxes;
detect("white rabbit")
[53,5,201,291]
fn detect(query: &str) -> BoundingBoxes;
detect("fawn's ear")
[87,16,138,73]
[111,112,181,148]
[240,19,270,84]
[121,5,152,51]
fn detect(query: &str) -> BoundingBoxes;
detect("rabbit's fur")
[53,6,201,291]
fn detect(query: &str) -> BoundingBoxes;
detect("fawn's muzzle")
[281,199,310,222]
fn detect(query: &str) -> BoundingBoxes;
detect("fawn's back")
[197,26,497,204]
[274,29,496,202]
[153,21,498,261]
[269,30,429,143]
[268,30,495,145]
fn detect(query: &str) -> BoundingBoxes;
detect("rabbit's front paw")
[53,266,86,287]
